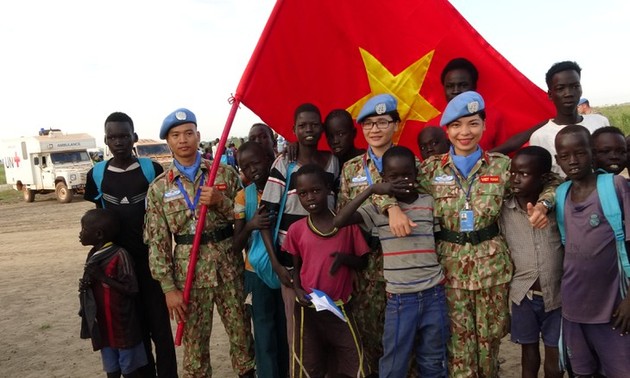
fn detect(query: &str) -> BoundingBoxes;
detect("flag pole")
[174,96,241,346]
[175,0,287,346]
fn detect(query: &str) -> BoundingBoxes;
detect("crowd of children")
[78,58,630,378]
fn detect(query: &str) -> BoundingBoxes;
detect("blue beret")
[160,108,197,139]
[357,94,398,123]
[578,98,588,106]
[440,91,485,126]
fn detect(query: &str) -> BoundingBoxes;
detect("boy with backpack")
[84,112,176,377]
[554,125,630,377]
[233,141,289,378]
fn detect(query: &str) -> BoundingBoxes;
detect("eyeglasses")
[361,120,395,130]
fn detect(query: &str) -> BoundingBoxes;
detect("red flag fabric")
[237,0,554,156]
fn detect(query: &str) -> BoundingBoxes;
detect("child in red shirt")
[283,164,370,378]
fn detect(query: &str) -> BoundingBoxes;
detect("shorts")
[100,342,148,374]
[510,295,561,347]
[563,317,630,377]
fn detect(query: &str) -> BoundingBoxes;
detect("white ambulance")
[1,129,96,203]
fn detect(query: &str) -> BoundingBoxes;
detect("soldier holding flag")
[144,108,255,378]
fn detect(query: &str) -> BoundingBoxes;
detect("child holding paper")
[283,164,370,378]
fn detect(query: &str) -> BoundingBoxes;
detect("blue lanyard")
[362,154,376,185]
[453,172,477,210]
[175,173,205,216]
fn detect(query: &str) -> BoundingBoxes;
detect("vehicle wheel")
[55,182,73,203]
[23,188,35,202]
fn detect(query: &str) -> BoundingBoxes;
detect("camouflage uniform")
[417,152,511,377]
[375,151,560,377]
[144,160,255,378]
[415,152,512,377]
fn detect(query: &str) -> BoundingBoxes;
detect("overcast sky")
[1,0,628,144]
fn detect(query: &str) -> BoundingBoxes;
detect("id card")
[459,210,474,232]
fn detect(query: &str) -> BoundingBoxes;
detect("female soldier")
[385,91,555,377]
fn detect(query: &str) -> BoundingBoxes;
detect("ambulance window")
[21,142,27,160]
[33,157,39,165]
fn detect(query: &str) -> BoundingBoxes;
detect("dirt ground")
[0,192,542,377]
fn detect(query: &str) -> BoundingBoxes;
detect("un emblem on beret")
[175,111,187,121]
[375,103,387,115]
[467,101,479,114]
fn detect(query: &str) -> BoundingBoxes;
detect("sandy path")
[0,193,538,377]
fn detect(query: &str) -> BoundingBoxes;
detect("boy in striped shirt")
[334,146,448,377]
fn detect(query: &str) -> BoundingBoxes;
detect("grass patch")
[0,165,5,184]
[0,188,22,204]
[39,323,52,331]
[598,102,630,135]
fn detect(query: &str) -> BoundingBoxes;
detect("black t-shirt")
[84,160,164,274]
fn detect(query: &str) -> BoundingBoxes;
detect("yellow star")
[347,48,440,142]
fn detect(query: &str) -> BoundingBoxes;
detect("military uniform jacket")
[417,152,513,290]
[144,159,242,292]
[339,153,384,281]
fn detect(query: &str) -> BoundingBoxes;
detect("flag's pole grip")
[175,97,241,346]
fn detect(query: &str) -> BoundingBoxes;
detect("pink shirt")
[283,219,370,302]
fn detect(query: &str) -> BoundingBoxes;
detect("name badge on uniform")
[215,183,228,191]
[460,210,474,232]
[479,175,500,183]
[164,188,183,202]
[433,174,455,185]
[349,175,369,187]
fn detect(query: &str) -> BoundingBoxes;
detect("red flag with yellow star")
[236,0,554,154]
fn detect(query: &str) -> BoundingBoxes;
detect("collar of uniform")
[439,149,491,168]
[167,160,211,183]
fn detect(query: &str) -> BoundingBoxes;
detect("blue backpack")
[556,173,630,299]
[244,162,296,289]
[92,158,156,206]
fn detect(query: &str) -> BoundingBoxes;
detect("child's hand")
[612,297,630,335]
[85,264,105,280]
[294,287,311,306]
[285,142,298,162]
[273,263,294,288]
[329,252,347,275]
[371,180,414,196]
[249,205,271,231]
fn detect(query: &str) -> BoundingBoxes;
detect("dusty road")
[0,192,533,377]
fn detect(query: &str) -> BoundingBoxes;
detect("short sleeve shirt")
[283,219,369,302]
[562,175,630,323]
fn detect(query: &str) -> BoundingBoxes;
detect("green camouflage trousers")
[445,284,509,378]
[182,281,255,378]
[352,251,386,376]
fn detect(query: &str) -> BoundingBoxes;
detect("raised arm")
[490,120,548,155]
[333,185,377,228]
